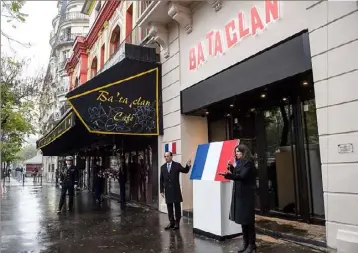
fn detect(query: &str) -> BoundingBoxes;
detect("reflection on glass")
[264,105,297,215]
[302,100,325,218]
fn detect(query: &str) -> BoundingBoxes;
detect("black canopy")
[66,44,162,136]
[38,44,162,156]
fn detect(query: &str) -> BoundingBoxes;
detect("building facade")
[40,0,89,182]
[136,0,358,250]
[38,0,358,250]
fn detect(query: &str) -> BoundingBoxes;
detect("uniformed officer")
[160,152,191,230]
[57,156,78,213]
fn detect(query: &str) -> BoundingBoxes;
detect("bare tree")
[1,0,30,48]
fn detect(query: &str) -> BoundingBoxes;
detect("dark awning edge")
[36,111,75,150]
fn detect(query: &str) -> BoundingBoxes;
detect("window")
[91,57,98,78]
[74,77,79,89]
[110,25,120,56]
[125,4,133,43]
[100,44,105,69]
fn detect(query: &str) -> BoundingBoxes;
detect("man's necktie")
[167,163,171,173]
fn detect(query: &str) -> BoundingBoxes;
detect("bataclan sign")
[67,68,160,135]
[189,0,281,71]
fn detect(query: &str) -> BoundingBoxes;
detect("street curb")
[256,226,327,248]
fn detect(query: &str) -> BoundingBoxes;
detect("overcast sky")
[1,1,58,145]
[1,1,57,77]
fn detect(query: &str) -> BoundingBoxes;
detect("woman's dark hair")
[235,144,254,161]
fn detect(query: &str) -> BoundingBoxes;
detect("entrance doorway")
[207,73,324,223]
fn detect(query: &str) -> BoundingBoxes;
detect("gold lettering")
[97,90,110,102]
[113,112,134,124]
[130,97,151,107]
[117,92,128,104]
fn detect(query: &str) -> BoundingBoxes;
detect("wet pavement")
[1,180,327,253]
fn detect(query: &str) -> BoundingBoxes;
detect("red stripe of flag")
[172,142,177,154]
[214,139,240,182]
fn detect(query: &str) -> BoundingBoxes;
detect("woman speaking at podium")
[219,144,257,253]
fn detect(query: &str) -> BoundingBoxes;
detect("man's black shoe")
[165,224,175,230]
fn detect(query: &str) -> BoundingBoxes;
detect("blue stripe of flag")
[190,143,210,180]
[165,143,169,153]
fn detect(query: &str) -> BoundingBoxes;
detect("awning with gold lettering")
[37,44,162,156]
[66,44,162,136]
[37,112,75,150]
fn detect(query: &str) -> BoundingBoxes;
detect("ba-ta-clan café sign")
[67,68,160,135]
[38,112,75,149]
[189,0,280,70]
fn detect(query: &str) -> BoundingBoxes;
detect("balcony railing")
[97,25,150,75]
[55,33,86,47]
[63,12,89,22]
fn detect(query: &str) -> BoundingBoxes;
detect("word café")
[189,0,280,70]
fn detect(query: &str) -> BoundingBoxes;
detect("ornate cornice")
[148,23,169,59]
[168,2,192,34]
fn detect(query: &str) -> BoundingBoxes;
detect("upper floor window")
[110,25,120,56]
[91,57,98,78]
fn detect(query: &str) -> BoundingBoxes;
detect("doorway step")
[255,215,327,248]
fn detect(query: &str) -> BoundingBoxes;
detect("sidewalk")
[1,184,329,253]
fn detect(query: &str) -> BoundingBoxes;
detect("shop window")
[110,25,120,56]
[91,57,98,78]
[51,164,55,172]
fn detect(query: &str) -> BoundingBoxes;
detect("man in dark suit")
[57,156,78,213]
[160,152,191,230]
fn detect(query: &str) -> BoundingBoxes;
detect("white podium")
[193,180,242,240]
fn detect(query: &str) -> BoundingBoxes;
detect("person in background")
[32,167,38,182]
[55,168,59,187]
[219,144,257,253]
[57,156,78,213]
[118,164,127,209]
[94,159,105,204]
[160,152,191,230]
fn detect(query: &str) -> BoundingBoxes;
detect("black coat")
[160,161,190,204]
[60,165,78,186]
[224,159,256,225]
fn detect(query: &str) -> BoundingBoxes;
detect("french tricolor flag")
[190,139,240,182]
[165,142,177,155]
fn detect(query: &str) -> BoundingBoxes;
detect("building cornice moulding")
[168,2,192,34]
[148,23,169,59]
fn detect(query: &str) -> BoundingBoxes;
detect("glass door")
[256,104,301,217]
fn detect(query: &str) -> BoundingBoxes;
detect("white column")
[307,1,358,250]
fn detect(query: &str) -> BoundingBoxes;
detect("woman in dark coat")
[220,144,257,253]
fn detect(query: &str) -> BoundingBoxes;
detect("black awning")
[37,111,75,150]
[66,44,162,136]
[37,44,162,156]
